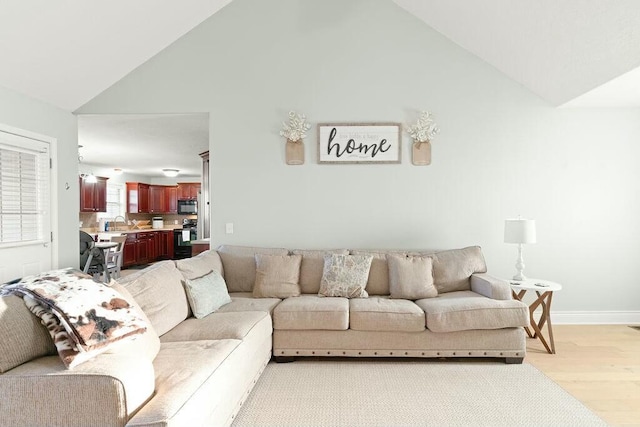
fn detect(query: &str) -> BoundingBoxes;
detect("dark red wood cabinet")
[149,185,166,214]
[177,182,200,200]
[79,176,108,212]
[165,186,178,214]
[126,182,150,213]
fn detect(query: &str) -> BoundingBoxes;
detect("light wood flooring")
[526,325,640,426]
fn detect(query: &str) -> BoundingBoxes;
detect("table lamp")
[504,218,536,281]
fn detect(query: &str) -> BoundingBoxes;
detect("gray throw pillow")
[184,270,231,319]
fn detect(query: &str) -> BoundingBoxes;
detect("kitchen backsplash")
[79,212,197,231]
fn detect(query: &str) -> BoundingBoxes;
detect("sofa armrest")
[0,373,128,427]
[471,273,512,300]
[0,354,155,427]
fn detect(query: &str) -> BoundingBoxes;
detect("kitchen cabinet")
[79,176,108,212]
[158,230,174,259]
[165,186,178,214]
[126,182,150,213]
[127,183,178,214]
[122,234,137,268]
[149,185,166,213]
[177,182,200,200]
[122,230,174,267]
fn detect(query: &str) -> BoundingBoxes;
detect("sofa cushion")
[128,339,241,427]
[160,311,271,342]
[217,245,289,292]
[429,246,487,293]
[175,249,224,280]
[218,292,281,314]
[415,290,529,333]
[184,270,232,319]
[109,283,161,362]
[292,249,349,294]
[349,297,425,332]
[0,295,56,373]
[253,254,302,298]
[387,254,438,300]
[117,260,190,336]
[273,295,349,330]
[318,254,372,298]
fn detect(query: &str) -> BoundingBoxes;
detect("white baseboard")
[552,311,640,325]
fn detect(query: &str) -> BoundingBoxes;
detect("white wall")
[0,84,79,269]
[77,0,640,315]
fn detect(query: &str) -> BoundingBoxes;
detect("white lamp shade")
[504,219,536,244]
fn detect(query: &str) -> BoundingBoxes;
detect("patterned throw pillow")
[318,254,373,298]
[184,270,232,318]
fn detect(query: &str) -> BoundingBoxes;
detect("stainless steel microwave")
[177,200,197,215]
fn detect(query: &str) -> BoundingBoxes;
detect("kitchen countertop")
[81,227,183,236]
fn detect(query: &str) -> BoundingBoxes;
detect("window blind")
[0,139,49,245]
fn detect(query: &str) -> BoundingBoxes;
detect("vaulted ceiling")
[2,0,640,112]
[1,0,638,111]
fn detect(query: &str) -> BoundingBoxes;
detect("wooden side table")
[509,279,562,354]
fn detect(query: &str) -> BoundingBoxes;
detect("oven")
[177,199,197,215]
[173,226,197,259]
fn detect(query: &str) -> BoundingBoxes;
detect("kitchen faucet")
[113,216,126,231]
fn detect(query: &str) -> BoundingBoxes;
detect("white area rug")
[233,359,607,427]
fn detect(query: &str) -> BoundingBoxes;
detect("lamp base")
[512,273,526,281]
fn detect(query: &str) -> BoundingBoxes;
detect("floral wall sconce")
[280,111,311,165]
[406,111,440,166]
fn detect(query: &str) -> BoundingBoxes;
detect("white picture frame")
[317,123,401,164]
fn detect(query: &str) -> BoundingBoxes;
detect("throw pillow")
[387,254,438,300]
[184,270,232,319]
[253,254,302,298]
[318,254,373,298]
[429,246,487,293]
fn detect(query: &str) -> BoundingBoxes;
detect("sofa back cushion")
[117,260,189,336]
[217,245,289,292]
[292,249,349,294]
[0,295,56,373]
[109,283,161,361]
[175,249,224,280]
[429,246,487,293]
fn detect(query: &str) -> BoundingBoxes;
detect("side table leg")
[529,291,554,354]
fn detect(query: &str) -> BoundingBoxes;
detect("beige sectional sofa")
[0,244,529,427]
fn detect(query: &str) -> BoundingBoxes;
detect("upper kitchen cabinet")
[149,185,166,214]
[177,182,200,200]
[127,182,150,213]
[79,176,108,212]
[165,186,178,214]
[127,182,178,214]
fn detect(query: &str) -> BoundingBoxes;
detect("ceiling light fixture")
[113,168,123,175]
[81,172,98,183]
[163,169,179,177]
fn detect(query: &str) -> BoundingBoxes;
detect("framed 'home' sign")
[317,123,401,164]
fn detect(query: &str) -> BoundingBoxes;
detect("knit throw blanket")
[1,268,147,368]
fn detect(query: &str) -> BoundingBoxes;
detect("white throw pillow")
[318,254,373,298]
[184,270,231,318]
